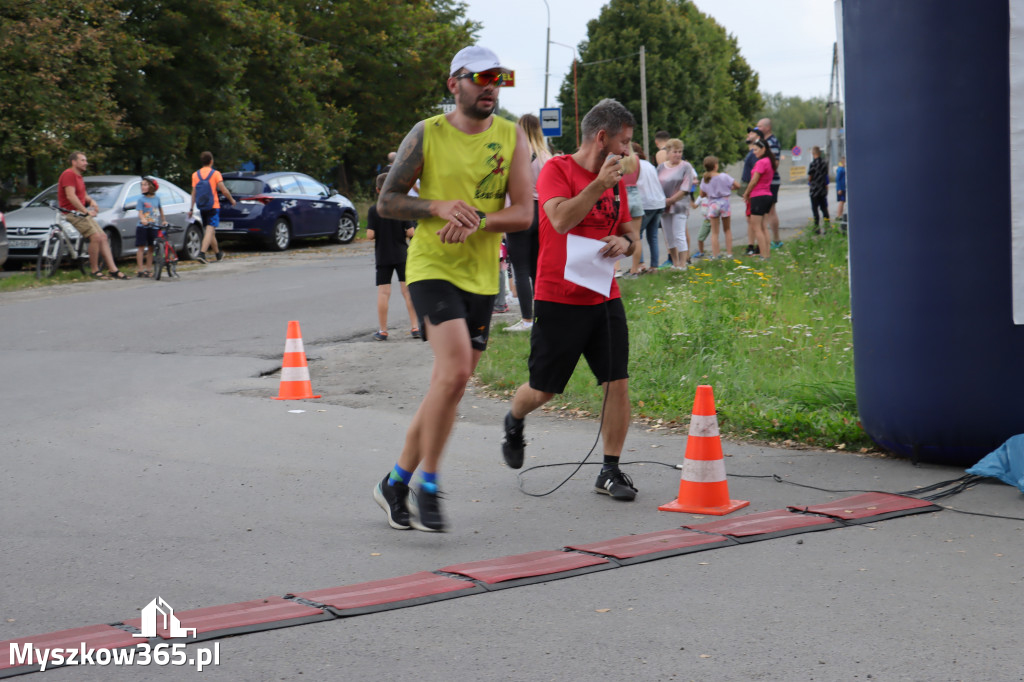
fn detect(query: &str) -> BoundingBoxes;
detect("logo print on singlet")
[475,142,509,200]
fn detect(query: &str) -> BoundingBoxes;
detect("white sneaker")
[504,319,534,332]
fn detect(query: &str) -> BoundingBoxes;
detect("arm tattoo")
[378,121,433,220]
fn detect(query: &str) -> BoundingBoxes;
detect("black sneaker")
[196,252,209,264]
[501,411,525,469]
[408,487,446,532]
[373,475,411,530]
[594,467,637,501]
[744,244,756,256]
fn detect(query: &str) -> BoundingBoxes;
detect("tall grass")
[476,228,872,451]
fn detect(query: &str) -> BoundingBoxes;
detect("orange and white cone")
[274,320,321,400]
[659,385,748,515]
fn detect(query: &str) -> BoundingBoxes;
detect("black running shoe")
[594,467,638,501]
[501,411,525,469]
[215,251,225,262]
[373,475,411,530]
[196,252,209,264]
[744,244,756,256]
[408,487,446,532]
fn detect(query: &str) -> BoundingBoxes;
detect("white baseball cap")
[449,46,510,76]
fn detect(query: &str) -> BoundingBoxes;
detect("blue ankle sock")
[419,471,438,494]
[388,464,413,487]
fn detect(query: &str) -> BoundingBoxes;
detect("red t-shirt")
[535,154,631,305]
[58,168,86,211]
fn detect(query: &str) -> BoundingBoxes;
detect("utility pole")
[640,45,649,158]
[825,42,841,167]
[542,0,551,107]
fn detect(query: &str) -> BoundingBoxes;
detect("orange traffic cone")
[274,320,321,400]
[659,385,748,515]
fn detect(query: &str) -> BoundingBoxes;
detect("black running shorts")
[407,279,495,351]
[528,298,629,394]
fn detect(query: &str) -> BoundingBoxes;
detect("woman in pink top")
[741,138,776,259]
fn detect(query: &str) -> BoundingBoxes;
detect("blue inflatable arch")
[843,2,1024,465]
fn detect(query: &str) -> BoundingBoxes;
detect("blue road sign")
[540,108,562,137]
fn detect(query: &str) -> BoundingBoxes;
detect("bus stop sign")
[540,108,562,137]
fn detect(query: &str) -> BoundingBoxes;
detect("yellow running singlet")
[405,114,517,295]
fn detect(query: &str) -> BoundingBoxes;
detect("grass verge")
[476,227,874,452]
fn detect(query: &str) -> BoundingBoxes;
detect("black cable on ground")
[516,459,1024,521]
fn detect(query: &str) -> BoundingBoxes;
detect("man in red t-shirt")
[501,98,642,501]
[57,151,126,279]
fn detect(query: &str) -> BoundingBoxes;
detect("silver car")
[0,210,8,269]
[3,175,204,267]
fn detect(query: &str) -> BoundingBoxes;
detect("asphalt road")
[1,221,1022,682]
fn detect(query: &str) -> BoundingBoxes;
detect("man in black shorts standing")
[501,98,641,501]
[372,46,533,532]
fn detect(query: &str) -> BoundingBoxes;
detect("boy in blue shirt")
[135,177,164,277]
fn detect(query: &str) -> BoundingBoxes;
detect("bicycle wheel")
[36,234,63,279]
[153,240,165,281]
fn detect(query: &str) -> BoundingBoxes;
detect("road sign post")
[540,108,562,138]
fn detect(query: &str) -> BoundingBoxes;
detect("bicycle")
[152,223,183,281]
[36,205,90,279]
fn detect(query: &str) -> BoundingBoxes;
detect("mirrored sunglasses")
[454,71,510,87]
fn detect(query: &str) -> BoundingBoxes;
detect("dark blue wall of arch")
[844,2,1024,465]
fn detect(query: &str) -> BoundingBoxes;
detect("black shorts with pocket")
[750,195,773,216]
[528,298,629,394]
[407,279,495,351]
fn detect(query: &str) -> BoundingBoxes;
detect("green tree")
[0,0,143,189]
[758,92,835,150]
[110,0,353,184]
[0,0,478,200]
[554,0,761,165]
[294,0,478,193]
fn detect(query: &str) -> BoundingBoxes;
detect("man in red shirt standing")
[501,98,641,501]
[58,151,127,279]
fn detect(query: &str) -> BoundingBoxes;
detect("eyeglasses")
[453,71,510,87]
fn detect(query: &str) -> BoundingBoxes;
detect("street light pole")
[542,0,551,108]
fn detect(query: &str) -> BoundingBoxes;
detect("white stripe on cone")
[281,366,312,382]
[688,414,720,437]
[680,458,727,483]
[284,338,305,353]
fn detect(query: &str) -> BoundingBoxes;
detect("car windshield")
[25,182,123,209]
[223,179,264,197]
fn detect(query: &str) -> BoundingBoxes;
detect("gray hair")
[580,99,636,142]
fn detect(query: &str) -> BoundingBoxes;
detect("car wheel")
[331,213,358,244]
[269,217,291,251]
[104,227,122,261]
[182,224,203,261]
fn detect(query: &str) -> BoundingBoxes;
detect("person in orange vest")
[188,151,236,264]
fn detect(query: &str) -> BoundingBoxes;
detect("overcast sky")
[461,0,839,118]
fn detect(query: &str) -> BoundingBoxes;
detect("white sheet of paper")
[564,234,615,297]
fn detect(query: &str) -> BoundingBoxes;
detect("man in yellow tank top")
[372,46,533,532]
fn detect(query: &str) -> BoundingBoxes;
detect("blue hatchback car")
[216,172,359,251]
